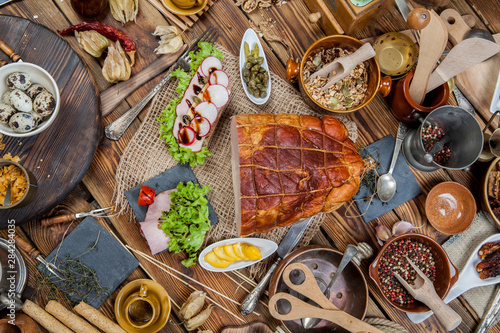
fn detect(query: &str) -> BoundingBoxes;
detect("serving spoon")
[376,122,408,202]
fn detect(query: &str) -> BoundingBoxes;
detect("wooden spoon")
[308,43,376,91]
[407,8,448,104]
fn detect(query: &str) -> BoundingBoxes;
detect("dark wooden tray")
[220,322,274,333]
[0,15,101,228]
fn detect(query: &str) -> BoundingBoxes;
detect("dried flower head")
[75,30,109,58]
[102,41,131,83]
[153,26,184,55]
[109,0,139,24]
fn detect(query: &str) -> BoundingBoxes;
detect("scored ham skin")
[231,113,364,237]
[138,190,174,255]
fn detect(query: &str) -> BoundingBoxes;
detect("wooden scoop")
[407,8,448,104]
[308,43,376,91]
[394,257,462,331]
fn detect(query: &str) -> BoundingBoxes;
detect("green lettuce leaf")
[157,43,224,167]
[159,181,211,267]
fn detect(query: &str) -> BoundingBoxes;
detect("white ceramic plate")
[199,237,277,272]
[408,233,500,323]
[239,28,271,105]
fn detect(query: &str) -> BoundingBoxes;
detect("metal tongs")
[40,206,114,227]
[394,257,462,331]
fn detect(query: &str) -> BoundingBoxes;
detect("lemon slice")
[224,244,241,260]
[213,246,234,262]
[242,244,262,260]
[233,243,249,260]
[205,251,232,268]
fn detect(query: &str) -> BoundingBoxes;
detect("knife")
[240,217,313,316]
[0,0,16,7]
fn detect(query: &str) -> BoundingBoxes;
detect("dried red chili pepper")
[58,22,136,65]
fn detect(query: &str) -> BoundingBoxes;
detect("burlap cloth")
[112,44,358,277]
[442,211,498,317]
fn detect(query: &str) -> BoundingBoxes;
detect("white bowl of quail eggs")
[0,63,60,137]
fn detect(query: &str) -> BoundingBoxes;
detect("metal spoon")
[3,181,11,206]
[376,122,408,202]
[301,244,359,329]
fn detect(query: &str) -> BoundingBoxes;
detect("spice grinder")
[402,105,483,172]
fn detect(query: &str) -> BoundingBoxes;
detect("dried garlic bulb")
[109,0,139,24]
[102,41,131,83]
[180,291,206,320]
[153,25,184,55]
[75,30,109,58]
[185,305,212,331]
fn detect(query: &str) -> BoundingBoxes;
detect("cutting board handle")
[440,9,471,45]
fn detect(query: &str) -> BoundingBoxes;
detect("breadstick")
[46,300,100,333]
[22,300,73,333]
[74,301,126,333]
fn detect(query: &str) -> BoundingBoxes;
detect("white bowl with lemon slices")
[199,238,277,272]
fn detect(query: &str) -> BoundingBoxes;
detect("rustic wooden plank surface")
[0,0,499,332]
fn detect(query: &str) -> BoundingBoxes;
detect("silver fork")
[105,26,219,140]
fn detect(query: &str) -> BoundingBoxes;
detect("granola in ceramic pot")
[303,47,368,111]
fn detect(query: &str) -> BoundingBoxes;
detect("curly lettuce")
[159,181,211,267]
[158,42,224,167]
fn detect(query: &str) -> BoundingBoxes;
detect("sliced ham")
[139,189,174,255]
[180,137,203,152]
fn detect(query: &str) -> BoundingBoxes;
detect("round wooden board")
[0,15,101,228]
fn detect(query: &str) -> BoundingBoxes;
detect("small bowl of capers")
[239,28,271,105]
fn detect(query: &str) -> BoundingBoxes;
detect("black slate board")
[38,217,139,308]
[124,163,218,225]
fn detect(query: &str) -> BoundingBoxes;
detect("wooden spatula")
[426,38,500,93]
[407,8,448,104]
[308,43,376,91]
[395,257,462,331]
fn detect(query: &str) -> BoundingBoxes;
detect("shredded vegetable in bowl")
[0,153,27,205]
[303,47,368,111]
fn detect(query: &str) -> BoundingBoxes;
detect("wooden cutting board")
[440,9,500,121]
[220,322,274,333]
[0,15,101,228]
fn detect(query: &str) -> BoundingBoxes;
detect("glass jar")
[70,0,109,19]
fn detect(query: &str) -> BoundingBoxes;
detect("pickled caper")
[247,56,256,64]
[260,90,267,98]
[251,64,260,72]
[257,57,264,65]
[251,44,259,58]
[252,90,260,98]
[256,83,264,89]
[243,68,250,76]
[248,79,257,88]
[259,67,266,73]
[263,73,269,81]
[243,76,250,83]
[193,96,202,104]
[244,41,250,61]
[250,73,257,80]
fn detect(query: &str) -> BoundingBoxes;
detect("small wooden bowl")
[369,233,459,313]
[269,245,368,333]
[481,157,500,229]
[425,181,476,235]
[286,35,385,114]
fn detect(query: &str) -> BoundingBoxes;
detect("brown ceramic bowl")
[425,181,476,235]
[286,35,385,114]
[369,233,458,313]
[481,157,500,228]
[0,160,37,209]
[269,245,368,333]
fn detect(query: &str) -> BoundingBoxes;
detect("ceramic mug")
[387,69,450,123]
[123,284,161,329]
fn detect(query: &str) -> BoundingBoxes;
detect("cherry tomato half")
[138,185,155,206]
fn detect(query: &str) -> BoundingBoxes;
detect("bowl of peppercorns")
[369,233,458,312]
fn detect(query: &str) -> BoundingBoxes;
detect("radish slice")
[201,56,223,77]
[176,99,190,118]
[209,70,229,87]
[194,102,218,124]
[180,138,203,152]
[204,84,229,109]
[178,126,196,145]
[173,116,184,140]
[190,116,212,137]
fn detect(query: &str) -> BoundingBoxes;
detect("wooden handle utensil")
[0,37,21,62]
[41,214,78,227]
[14,235,40,260]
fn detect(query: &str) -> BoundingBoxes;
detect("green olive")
[245,62,252,70]
[247,56,256,64]
[252,90,260,98]
[251,65,260,72]
[259,67,266,73]
[256,83,264,89]
[243,76,250,83]
[248,79,257,88]
[243,68,250,76]
[260,90,267,98]
[257,57,264,65]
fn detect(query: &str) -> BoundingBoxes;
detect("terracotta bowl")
[369,233,458,313]
[268,245,368,333]
[425,181,476,235]
[286,35,386,114]
[481,157,500,228]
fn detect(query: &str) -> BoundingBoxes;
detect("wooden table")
[0,0,499,332]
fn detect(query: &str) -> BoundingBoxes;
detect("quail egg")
[9,112,37,133]
[30,111,43,127]
[33,91,55,117]
[6,72,32,91]
[0,104,16,124]
[10,89,32,112]
[1,91,11,105]
[26,84,47,100]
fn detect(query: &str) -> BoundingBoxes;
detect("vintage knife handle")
[14,235,40,260]
[41,213,77,227]
[240,257,282,316]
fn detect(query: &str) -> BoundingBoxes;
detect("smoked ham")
[138,190,173,255]
[231,114,364,236]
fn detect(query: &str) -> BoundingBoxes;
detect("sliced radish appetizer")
[203,84,229,109]
[194,102,218,124]
[190,116,212,137]
[172,116,184,140]
[209,70,229,87]
[178,126,196,146]
[180,138,203,152]
[200,56,223,77]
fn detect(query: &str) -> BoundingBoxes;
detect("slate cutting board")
[38,217,139,308]
[124,163,218,225]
